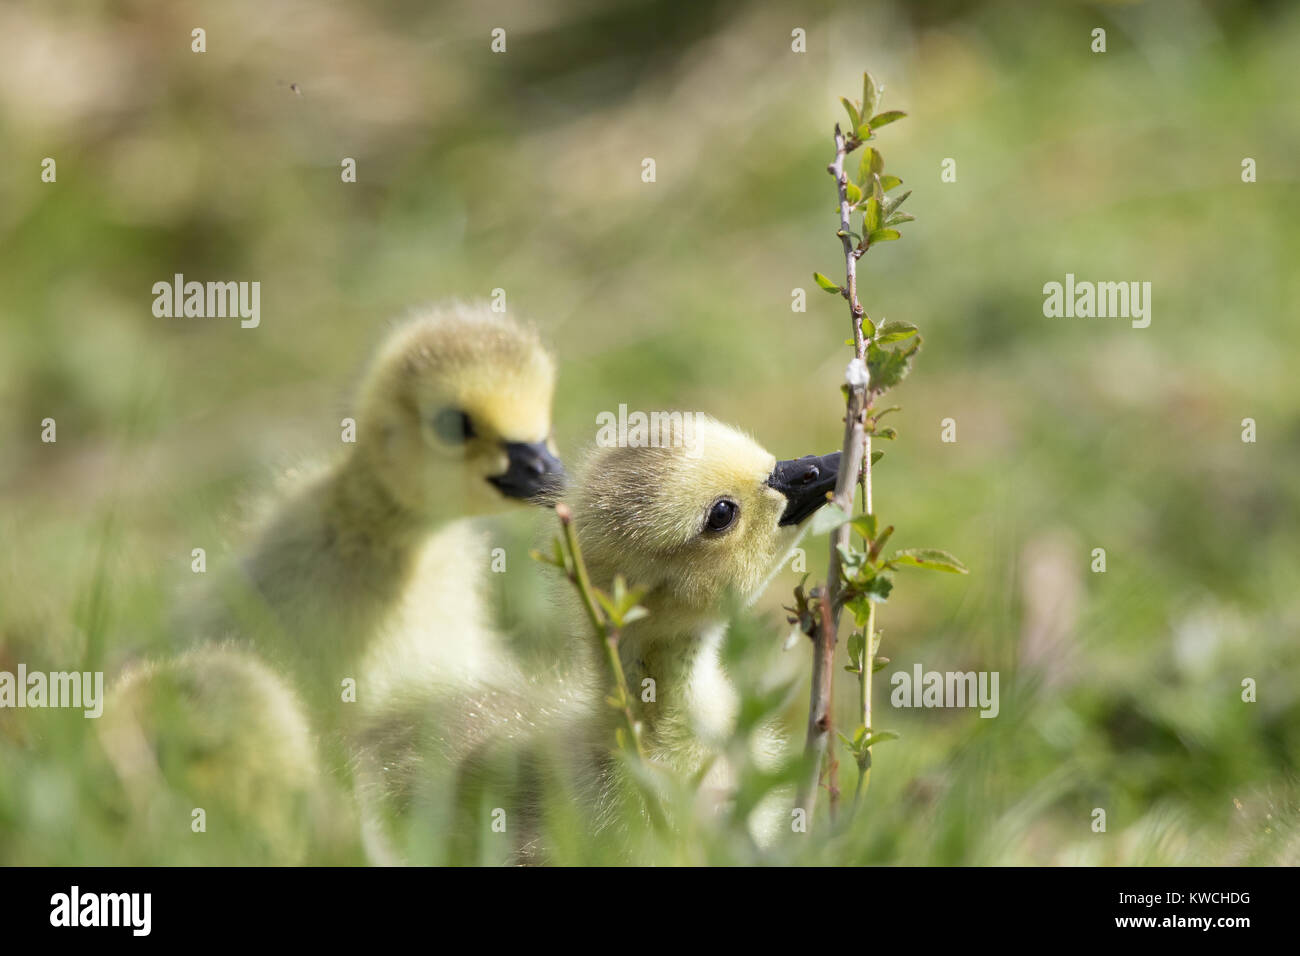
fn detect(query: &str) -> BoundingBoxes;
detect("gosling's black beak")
[488,441,566,504]
[768,452,841,527]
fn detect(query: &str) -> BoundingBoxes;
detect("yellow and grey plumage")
[228,302,561,715]
[183,302,563,739]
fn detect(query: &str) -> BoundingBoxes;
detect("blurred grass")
[1,0,1298,864]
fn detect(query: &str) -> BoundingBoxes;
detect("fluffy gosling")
[209,302,565,725]
[357,416,838,860]
[567,416,838,820]
[96,644,337,864]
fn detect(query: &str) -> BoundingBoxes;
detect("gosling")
[565,416,839,830]
[96,644,341,864]
[356,416,838,860]
[204,301,566,728]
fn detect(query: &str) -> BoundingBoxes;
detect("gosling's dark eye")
[431,407,475,444]
[705,498,738,533]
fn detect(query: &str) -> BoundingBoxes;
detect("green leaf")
[867,228,901,243]
[884,211,915,227]
[858,147,884,185]
[598,578,649,627]
[594,588,618,621]
[860,729,901,749]
[536,537,573,575]
[879,174,903,191]
[883,189,911,216]
[847,594,872,628]
[867,337,922,392]
[875,321,918,344]
[854,123,872,141]
[529,546,560,568]
[863,573,893,603]
[849,513,878,541]
[864,196,882,234]
[887,548,970,574]
[869,110,907,129]
[840,97,861,131]
[846,631,864,669]
[872,656,891,673]
[860,314,876,338]
[873,426,897,440]
[813,272,841,294]
[620,606,649,626]
[862,72,880,117]
[836,542,866,579]
[868,524,894,562]
[870,450,884,465]
[845,181,863,204]
[808,500,850,535]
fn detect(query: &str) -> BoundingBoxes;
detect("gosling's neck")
[239,451,444,650]
[614,606,738,767]
[327,450,448,555]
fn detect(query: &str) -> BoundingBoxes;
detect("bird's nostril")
[799,464,819,484]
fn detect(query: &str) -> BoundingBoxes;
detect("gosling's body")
[228,479,497,714]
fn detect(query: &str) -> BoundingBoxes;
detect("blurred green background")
[1,0,1298,864]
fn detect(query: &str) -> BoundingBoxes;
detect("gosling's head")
[571,416,839,622]
[354,302,565,517]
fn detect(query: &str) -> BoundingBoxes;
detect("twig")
[852,599,875,812]
[555,503,646,762]
[545,504,667,832]
[801,72,955,830]
[796,123,871,820]
[853,412,878,812]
